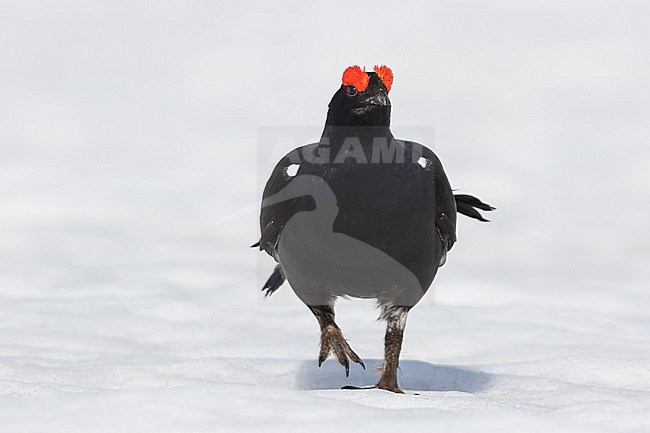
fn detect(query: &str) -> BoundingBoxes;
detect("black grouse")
[256,65,494,393]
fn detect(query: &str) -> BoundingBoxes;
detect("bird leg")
[341,305,410,393]
[376,305,410,393]
[309,304,365,377]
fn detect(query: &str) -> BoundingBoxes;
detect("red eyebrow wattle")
[342,65,370,92]
[373,65,393,92]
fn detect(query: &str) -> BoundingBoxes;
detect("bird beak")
[362,90,391,107]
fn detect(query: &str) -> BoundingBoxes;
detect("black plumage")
[256,66,493,392]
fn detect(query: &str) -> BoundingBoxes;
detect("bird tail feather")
[262,265,285,297]
[454,194,495,222]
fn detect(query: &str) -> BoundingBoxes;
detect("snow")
[1,0,650,432]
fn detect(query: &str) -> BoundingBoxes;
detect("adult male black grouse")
[256,65,493,393]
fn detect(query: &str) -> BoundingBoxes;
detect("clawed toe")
[341,384,405,394]
[319,324,364,376]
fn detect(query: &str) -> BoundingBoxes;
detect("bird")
[255,65,494,393]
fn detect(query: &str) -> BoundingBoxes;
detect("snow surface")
[1,1,650,432]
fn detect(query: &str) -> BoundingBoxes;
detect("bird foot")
[341,384,405,394]
[318,324,365,376]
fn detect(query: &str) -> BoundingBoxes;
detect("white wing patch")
[286,164,300,177]
[417,156,428,168]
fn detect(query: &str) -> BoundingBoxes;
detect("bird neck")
[319,125,393,150]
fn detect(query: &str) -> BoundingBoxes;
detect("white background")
[1,1,649,432]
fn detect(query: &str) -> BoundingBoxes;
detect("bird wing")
[257,143,317,258]
[402,141,458,252]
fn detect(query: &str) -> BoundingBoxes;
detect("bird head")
[325,65,393,127]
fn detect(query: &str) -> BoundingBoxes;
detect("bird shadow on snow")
[295,359,492,393]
